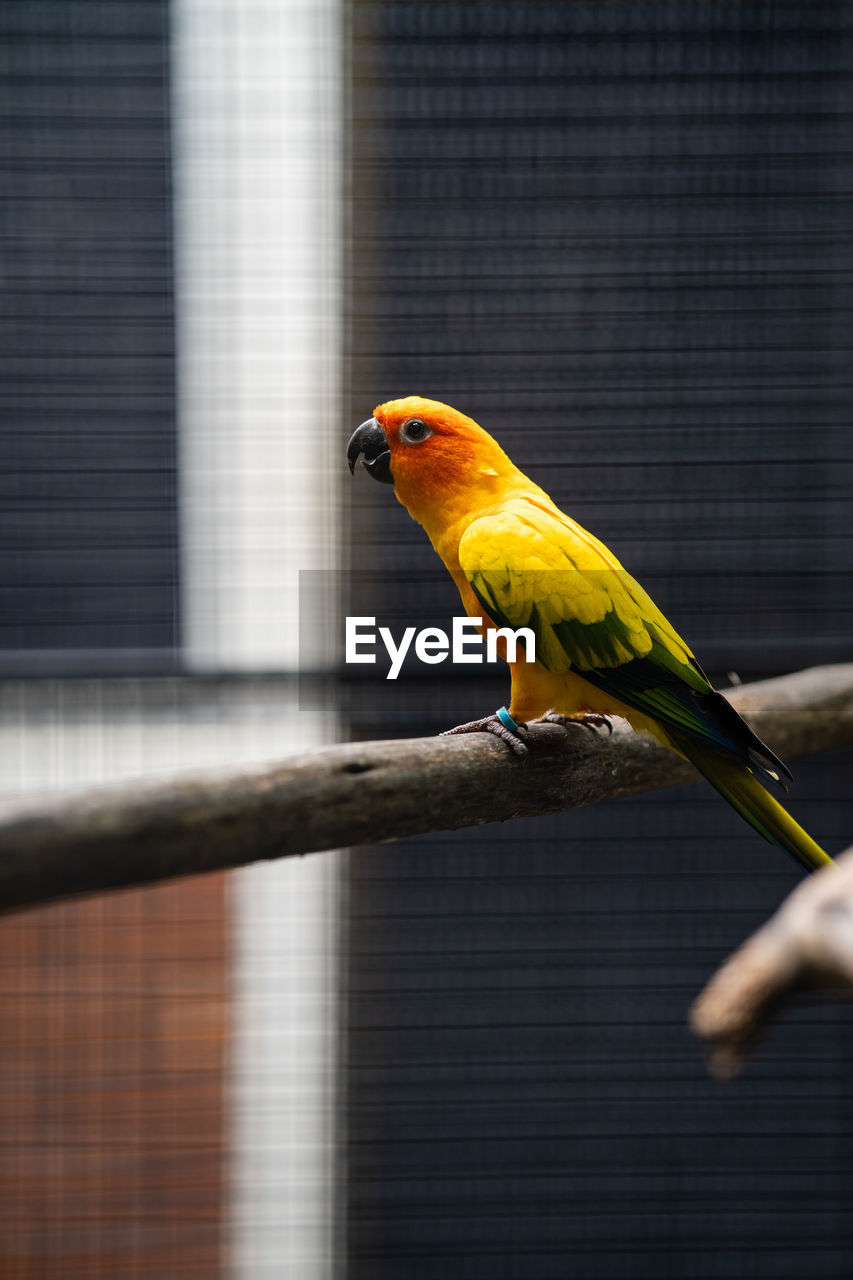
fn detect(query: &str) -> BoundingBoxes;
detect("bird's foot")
[534,710,613,736]
[439,706,530,758]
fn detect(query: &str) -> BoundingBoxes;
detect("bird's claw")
[440,714,530,759]
[535,710,613,736]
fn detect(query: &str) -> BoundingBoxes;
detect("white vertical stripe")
[171,0,341,672]
[171,1,342,1276]
[229,850,341,1279]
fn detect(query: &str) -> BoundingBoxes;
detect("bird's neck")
[396,463,542,572]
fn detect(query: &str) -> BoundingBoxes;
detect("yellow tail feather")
[672,735,833,874]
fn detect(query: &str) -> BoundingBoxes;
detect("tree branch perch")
[1,663,852,913]
[691,845,853,1079]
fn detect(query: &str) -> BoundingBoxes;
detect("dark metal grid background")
[345,5,853,1277]
[0,1,179,661]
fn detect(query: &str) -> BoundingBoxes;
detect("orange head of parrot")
[347,396,518,526]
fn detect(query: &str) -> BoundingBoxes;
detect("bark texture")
[1,663,852,913]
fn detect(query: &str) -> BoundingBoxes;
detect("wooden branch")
[0,663,852,913]
[691,846,853,1079]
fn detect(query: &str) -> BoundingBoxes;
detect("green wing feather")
[459,500,790,789]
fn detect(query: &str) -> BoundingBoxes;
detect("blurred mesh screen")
[345,4,853,1277]
[0,0,179,662]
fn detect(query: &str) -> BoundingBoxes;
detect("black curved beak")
[347,418,394,485]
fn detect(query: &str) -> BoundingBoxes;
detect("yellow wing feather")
[458,496,697,680]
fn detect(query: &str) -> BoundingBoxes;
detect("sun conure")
[347,396,832,874]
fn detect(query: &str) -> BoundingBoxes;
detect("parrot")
[347,396,832,874]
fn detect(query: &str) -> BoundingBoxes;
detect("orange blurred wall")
[0,873,227,1279]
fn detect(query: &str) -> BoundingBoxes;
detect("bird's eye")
[401,418,432,444]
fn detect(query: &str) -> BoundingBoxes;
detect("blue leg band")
[496,706,520,733]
